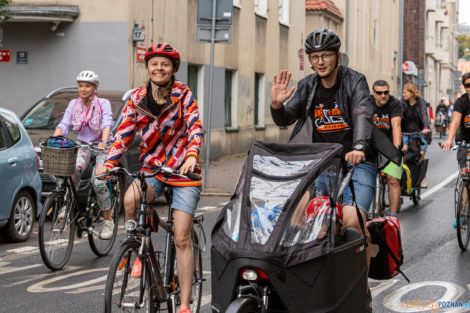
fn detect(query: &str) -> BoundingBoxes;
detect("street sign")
[198,0,233,26]
[16,51,28,64]
[136,46,146,63]
[0,49,11,62]
[402,60,418,76]
[197,24,231,43]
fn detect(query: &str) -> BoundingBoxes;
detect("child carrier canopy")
[211,141,345,267]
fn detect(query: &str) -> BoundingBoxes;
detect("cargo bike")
[210,141,369,313]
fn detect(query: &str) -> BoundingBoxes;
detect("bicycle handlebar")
[100,166,201,181]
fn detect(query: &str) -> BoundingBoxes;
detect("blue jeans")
[342,162,377,213]
[145,177,201,216]
[403,134,428,153]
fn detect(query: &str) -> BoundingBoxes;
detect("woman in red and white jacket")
[96,43,202,313]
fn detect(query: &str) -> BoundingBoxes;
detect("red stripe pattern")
[104,81,203,186]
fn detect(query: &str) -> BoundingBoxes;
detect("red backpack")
[367,216,409,282]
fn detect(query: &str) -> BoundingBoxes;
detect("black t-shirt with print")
[372,96,402,140]
[311,82,352,153]
[454,93,470,140]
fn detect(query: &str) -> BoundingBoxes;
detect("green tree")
[0,0,9,24]
[458,33,470,60]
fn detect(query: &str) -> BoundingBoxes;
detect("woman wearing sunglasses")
[441,72,470,226]
[401,83,431,187]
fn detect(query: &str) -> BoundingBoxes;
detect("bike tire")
[455,175,462,218]
[88,177,122,257]
[38,190,76,271]
[225,297,261,313]
[169,229,203,313]
[104,239,156,313]
[412,188,421,206]
[456,186,470,251]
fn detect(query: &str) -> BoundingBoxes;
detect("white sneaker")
[57,207,67,220]
[101,220,115,240]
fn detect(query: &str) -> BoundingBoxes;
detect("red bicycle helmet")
[144,43,180,71]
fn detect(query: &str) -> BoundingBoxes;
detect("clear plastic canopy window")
[252,155,320,176]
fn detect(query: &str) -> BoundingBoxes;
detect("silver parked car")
[0,107,42,242]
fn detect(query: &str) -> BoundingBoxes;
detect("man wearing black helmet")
[271,28,375,312]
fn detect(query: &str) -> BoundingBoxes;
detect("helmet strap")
[150,77,174,101]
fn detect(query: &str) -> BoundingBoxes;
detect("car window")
[0,112,21,145]
[22,99,69,130]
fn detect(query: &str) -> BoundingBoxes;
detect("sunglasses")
[374,90,390,95]
[464,83,470,88]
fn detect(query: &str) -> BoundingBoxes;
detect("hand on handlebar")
[345,150,365,166]
[440,140,453,152]
[95,166,110,180]
[179,156,197,175]
[421,128,430,135]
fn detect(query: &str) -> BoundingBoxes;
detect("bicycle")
[370,172,389,218]
[402,131,428,206]
[38,143,123,271]
[450,141,470,250]
[103,166,205,313]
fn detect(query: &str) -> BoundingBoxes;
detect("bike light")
[242,269,258,281]
[125,220,137,231]
[240,267,268,281]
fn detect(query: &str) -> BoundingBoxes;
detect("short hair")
[372,80,389,90]
[403,83,420,98]
[462,72,470,84]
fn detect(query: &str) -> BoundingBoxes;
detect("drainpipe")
[345,0,350,55]
[398,0,404,94]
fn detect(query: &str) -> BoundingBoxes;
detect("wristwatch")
[352,144,365,152]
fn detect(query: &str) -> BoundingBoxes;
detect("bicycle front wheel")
[88,179,121,256]
[38,190,76,271]
[457,185,470,250]
[104,240,156,313]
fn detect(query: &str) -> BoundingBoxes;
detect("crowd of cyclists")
[45,27,470,313]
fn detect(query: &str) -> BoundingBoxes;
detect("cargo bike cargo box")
[211,141,368,313]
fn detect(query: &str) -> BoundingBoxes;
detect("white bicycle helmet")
[76,70,99,87]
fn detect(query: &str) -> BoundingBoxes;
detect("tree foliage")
[458,33,470,60]
[0,0,9,24]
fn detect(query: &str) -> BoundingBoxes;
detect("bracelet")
[101,140,108,144]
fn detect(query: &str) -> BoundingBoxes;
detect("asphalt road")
[1,136,469,313]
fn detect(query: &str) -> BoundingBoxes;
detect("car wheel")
[0,191,35,242]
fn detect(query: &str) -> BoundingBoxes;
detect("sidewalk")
[200,153,247,196]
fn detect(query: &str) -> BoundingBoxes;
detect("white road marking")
[421,171,459,200]
[0,262,42,276]
[27,268,108,293]
[6,246,38,254]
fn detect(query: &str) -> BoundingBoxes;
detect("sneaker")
[100,220,115,240]
[131,258,142,278]
[453,219,458,228]
[57,207,67,220]
[366,288,372,313]
[179,304,192,313]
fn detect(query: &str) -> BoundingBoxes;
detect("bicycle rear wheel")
[104,239,156,313]
[170,230,203,313]
[225,297,261,313]
[88,178,121,256]
[38,190,76,271]
[457,185,470,250]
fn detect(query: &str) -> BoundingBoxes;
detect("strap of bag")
[381,238,410,282]
[348,178,368,247]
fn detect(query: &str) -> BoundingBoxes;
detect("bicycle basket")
[40,141,79,176]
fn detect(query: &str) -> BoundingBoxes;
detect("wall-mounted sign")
[16,51,28,64]
[402,60,418,76]
[132,23,145,42]
[0,49,11,62]
[136,46,146,63]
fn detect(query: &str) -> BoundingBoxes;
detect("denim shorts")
[342,162,377,213]
[403,134,428,153]
[145,177,202,216]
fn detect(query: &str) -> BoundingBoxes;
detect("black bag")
[367,217,409,281]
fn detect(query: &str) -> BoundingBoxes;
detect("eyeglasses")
[309,53,335,64]
[464,83,470,88]
[374,90,390,95]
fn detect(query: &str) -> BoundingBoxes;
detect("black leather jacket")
[271,66,373,151]
[401,97,431,130]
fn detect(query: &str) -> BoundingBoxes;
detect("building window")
[187,65,198,100]
[255,0,267,17]
[254,73,266,127]
[278,0,289,26]
[225,69,238,129]
[187,64,204,122]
